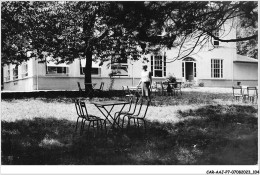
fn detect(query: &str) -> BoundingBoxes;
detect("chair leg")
[75,117,80,132]
[81,119,86,135]
[79,118,84,134]
[127,117,131,129]
[92,121,95,130]
[143,119,146,133]
[87,121,92,133]
[104,120,107,133]
[122,115,126,129]
[97,120,99,131]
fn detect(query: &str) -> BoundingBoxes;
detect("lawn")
[1,87,258,165]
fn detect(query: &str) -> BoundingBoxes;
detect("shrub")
[166,73,176,83]
[199,82,204,87]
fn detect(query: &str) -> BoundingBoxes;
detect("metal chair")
[160,82,169,96]
[245,87,258,103]
[173,82,182,95]
[94,82,104,92]
[93,82,104,95]
[74,99,106,135]
[232,86,243,101]
[154,82,163,96]
[77,82,85,97]
[114,96,139,124]
[121,98,150,132]
[122,85,135,98]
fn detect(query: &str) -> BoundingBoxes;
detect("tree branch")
[206,32,257,42]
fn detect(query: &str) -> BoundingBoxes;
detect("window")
[4,65,10,81]
[80,67,101,75]
[21,62,28,78]
[213,30,219,46]
[47,66,69,74]
[111,64,128,76]
[151,55,166,77]
[13,65,18,80]
[211,59,223,78]
[80,61,101,76]
[46,58,69,75]
[110,56,128,76]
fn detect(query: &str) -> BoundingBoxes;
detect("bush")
[166,73,177,83]
[199,82,204,87]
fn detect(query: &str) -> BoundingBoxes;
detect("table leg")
[95,105,114,125]
[94,104,128,129]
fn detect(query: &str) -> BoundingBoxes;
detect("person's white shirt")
[141,70,151,83]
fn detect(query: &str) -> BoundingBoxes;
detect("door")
[185,62,194,81]
[182,58,197,82]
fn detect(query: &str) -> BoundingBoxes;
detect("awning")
[233,54,258,64]
[80,59,100,68]
[46,56,69,67]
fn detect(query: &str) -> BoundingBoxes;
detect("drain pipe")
[36,57,39,90]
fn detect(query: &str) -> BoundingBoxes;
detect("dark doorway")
[185,62,194,81]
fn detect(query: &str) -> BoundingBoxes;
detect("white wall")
[233,63,258,80]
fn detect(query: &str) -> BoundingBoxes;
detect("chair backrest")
[129,96,139,114]
[150,82,156,90]
[79,101,89,119]
[232,86,242,96]
[142,99,150,119]
[160,82,167,90]
[77,82,82,91]
[137,98,150,119]
[122,85,131,94]
[99,82,104,90]
[122,85,128,91]
[75,99,82,117]
[155,82,161,89]
[247,87,258,96]
[175,82,182,89]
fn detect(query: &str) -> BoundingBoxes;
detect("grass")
[1,88,258,165]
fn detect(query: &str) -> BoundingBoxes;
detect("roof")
[234,54,258,63]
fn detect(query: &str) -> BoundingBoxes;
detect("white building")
[2,21,258,91]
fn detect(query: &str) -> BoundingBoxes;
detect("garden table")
[85,83,97,97]
[91,100,130,129]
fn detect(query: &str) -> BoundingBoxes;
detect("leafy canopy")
[2,1,257,65]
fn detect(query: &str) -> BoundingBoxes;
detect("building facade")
[2,21,258,91]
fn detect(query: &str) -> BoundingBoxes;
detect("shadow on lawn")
[1,105,258,165]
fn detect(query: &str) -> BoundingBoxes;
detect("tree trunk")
[85,47,93,91]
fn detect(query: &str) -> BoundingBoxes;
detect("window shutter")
[151,56,153,76]
[182,62,184,77]
[164,56,166,77]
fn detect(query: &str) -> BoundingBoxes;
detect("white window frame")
[21,62,28,78]
[213,30,220,46]
[110,57,128,77]
[13,65,18,80]
[151,55,166,77]
[111,63,128,77]
[80,60,101,76]
[46,66,69,75]
[211,59,223,78]
[4,65,11,82]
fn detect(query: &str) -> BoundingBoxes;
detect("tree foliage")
[236,14,258,59]
[1,1,258,86]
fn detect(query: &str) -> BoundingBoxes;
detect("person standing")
[137,64,152,101]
